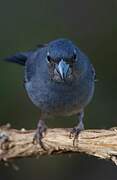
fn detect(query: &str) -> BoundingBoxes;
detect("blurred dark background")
[0,0,117,179]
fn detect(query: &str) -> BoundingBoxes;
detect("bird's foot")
[0,131,9,150]
[70,123,84,146]
[33,120,47,150]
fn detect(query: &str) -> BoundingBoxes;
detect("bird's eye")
[73,50,77,60]
[68,51,77,66]
[47,54,51,63]
[47,52,53,64]
[46,52,55,65]
[73,53,76,60]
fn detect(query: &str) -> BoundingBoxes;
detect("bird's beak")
[57,59,70,80]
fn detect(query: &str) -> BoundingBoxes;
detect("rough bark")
[0,124,117,165]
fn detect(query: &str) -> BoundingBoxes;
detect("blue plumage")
[4,38,95,147]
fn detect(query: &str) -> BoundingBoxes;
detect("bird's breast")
[25,77,94,116]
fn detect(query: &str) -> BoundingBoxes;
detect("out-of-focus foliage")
[0,0,116,179]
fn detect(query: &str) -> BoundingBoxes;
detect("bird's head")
[46,39,78,83]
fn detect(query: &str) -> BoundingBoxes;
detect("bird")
[4,38,95,148]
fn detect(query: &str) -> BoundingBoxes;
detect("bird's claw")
[33,120,47,150]
[0,131,10,150]
[70,126,84,146]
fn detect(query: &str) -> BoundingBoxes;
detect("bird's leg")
[70,111,84,146]
[33,119,47,150]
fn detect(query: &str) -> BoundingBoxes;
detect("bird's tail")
[4,51,33,66]
[3,44,46,65]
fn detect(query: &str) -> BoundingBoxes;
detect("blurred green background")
[0,0,117,179]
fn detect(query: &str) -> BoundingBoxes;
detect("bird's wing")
[25,44,47,82]
[24,54,36,82]
[90,64,97,81]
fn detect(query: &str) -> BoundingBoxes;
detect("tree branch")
[0,125,117,165]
